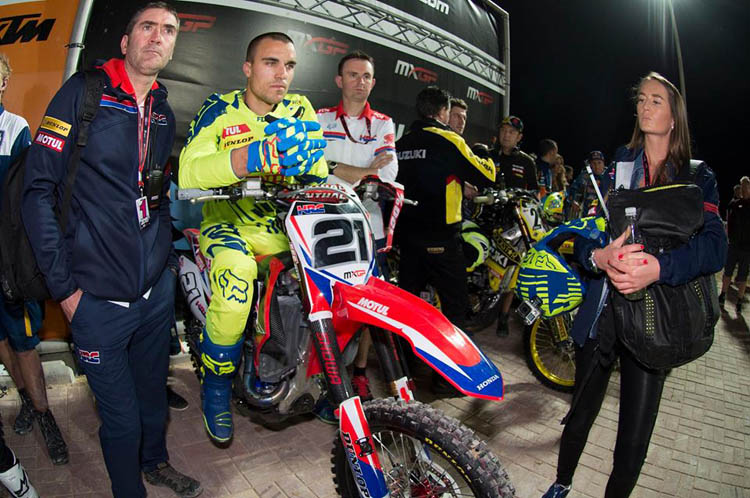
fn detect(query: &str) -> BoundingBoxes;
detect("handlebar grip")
[177,188,220,200]
[473,195,494,205]
[403,199,418,206]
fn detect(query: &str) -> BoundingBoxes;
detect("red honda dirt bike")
[177,177,515,497]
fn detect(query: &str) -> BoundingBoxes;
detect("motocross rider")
[179,32,327,443]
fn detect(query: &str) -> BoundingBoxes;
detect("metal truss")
[254,0,507,93]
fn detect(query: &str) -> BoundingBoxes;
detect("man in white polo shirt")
[317,51,397,411]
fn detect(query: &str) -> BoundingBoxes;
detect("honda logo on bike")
[477,374,500,391]
[394,60,438,83]
[356,298,389,316]
[466,86,494,105]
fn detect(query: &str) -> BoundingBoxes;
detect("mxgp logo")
[287,30,349,56]
[419,0,450,15]
[394,60,438,83]
[0,13,55,45]
[178,13,215,32]
[466,86,494,105]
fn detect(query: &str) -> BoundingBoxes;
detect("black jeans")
[398,234,468,328]
[556,337,666,497]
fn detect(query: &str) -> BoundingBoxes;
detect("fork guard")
[332,277,504,400]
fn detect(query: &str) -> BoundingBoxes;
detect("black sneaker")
[167,386,189,411]
[144,462,202,497]
[718,292,726,308]
[36,409,69,465]
[13,390,34,435]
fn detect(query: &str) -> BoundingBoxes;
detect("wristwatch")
[588,249,601,272]
[328,160,338,173]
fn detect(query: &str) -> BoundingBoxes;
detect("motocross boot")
[0,449,39,497]
[200,332,242,444]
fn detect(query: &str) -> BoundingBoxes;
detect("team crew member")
[489,116,537,336]
[491,115,537,190]
[719,176,750,314]
[448,98,468,135]
[179,32,327,443]
[565,150,607,219]
[22,4,201,497]
[0,53,68,466]
[396,86,495,331]
[536,138,558,197]
[317,51,397,406]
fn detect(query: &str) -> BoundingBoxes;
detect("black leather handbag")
[606,163,719,370]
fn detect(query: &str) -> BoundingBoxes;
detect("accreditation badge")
[136,196,150,229]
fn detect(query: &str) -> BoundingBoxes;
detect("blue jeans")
[71,267,174,498]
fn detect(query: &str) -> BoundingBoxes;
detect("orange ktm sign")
[1,0,79,133]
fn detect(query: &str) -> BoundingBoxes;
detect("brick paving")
[1,302,748,498]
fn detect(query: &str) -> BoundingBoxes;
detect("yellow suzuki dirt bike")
[400,188,577,392]
[462,188,577,393]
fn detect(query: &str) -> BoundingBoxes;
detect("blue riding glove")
[245,137,284,175]
[265,118,326,176]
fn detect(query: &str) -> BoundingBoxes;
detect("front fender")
[332,277,503,400]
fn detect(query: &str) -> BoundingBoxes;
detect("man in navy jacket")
[22,3,200,497]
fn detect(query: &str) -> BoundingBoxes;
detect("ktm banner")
[82,0,504,149]
[0,0,78,133]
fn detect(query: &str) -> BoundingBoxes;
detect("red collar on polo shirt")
[334,100,374,121]
[100,58,159,98]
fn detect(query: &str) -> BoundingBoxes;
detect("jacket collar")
[100,58,165,102]
[334,100,374,121]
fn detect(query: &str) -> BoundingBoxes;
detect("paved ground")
[1,292,748,498]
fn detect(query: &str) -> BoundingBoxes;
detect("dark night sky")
[495,0,749,211]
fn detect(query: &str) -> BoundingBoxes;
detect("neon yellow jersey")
[179,90,328,229]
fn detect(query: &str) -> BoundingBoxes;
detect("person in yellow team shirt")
[179,32,327,443]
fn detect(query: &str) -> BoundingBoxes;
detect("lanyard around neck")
[137,95,154,193]
[339,114,371,144]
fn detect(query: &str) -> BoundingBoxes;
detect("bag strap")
[59,69,107,231]
[614,161,635,190]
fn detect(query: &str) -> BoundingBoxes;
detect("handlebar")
[177,177,418,206]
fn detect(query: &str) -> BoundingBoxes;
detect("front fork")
[309,317,390,497]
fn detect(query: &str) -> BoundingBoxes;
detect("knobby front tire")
[331,399,515,497]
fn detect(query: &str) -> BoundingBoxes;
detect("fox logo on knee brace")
[216,269,249,303]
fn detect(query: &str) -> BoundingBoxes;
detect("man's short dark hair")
[416,86,451,120]
[246,32,294,62]
[450,98,467,110]
[538,138,558,157]
[125,2,179,36]
[338,51,375,76]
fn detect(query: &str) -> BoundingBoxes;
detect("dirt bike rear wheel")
[184,318,204,383]
[331,399,515,497]
[523,315,575,393]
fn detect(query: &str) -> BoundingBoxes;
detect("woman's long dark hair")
[627,72,691,184]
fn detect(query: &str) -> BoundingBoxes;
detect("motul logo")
[222,124,251,138]
[0,13,54,45]
[466,86,494,105]
[178,13,215,32]
[419,0,450,15]
[356,297,389,316]
[34,131,64,152]
[394,60,437,83]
